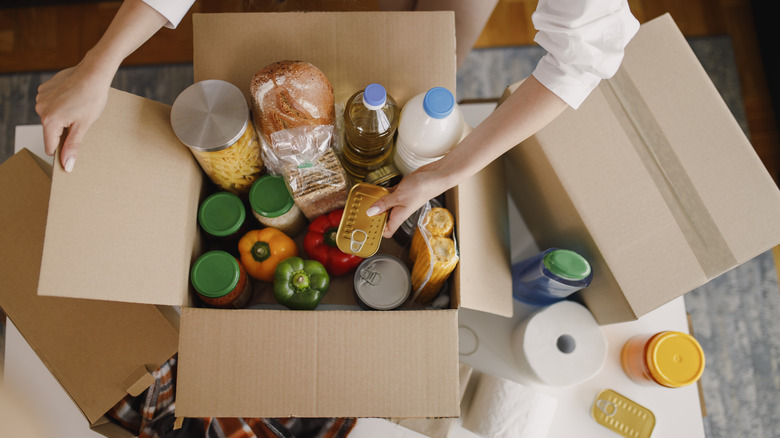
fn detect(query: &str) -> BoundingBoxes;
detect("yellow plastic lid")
[646,331,705,388]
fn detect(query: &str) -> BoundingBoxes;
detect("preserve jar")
[198,191,248,255]
[248,175,307,237]
[621,331,705,388]
[171,79,264,196]
[190,250,253,309]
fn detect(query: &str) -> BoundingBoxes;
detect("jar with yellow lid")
[620,331,705,388]
[171,80,264,197]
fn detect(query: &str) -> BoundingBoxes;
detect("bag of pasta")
[267,125,350,220]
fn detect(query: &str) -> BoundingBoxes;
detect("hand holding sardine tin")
[336,183,389,258]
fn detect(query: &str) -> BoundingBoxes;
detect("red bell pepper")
[303,208,363,276]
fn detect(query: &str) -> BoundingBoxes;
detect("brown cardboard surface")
[176,308,460,418]
[448,158,513,317]
[37,89,204,307]
[192,11,456,107]
[505,14,780,323]
[0,149,180,424]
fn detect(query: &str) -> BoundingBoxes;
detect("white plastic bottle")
[393,87,468,175]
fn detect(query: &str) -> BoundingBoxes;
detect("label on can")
[336,183,389,258]
[591,389,655,438]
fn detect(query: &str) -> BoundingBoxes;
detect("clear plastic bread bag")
[267,125,350,220]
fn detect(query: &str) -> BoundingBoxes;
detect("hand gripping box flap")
[37,88,204,307]
[503,14,780,324]
[0,149,180,426]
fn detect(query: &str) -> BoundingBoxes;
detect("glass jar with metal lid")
[191,250,253,309]
[620,331,705,388]
[171,80,264,196]
[248,175,307,237]
[198,191,248,255]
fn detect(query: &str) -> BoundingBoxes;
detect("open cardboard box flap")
[0,149,179,427]
[503,13,780,323]
[31,11,511,418]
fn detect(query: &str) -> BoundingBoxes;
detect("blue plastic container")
[512,248,593,306]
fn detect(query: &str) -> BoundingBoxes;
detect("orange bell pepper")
[238,228,298,282]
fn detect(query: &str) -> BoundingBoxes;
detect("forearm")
[429,76,568,190]
[80,0,168,83]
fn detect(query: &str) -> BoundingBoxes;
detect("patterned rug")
[1,36,778,438]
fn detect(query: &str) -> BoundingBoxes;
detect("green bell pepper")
[273,256,330,310]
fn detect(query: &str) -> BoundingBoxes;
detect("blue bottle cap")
[363,83,387,110]
[423,87,455,119]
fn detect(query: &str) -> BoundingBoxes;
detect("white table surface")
[7,113,705,437]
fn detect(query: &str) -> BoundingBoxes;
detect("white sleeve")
[531,0,639,109]
[142,0,196,29]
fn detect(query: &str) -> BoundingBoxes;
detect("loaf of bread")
[250,60,336,145]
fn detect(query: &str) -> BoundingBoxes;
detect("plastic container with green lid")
[191,250,253,309]
[621,331,706,388]
[248,175,307,236]
[511,248,593,305]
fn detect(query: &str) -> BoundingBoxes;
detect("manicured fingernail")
[365,206,380,217]
[64,157,75,173]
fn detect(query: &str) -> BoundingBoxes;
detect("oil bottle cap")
[190,250,240,298]
[249,175,294,218]
[198,192,246,237]
[543,249,591,281]
[423,87,454,119]
[363,83,387,110]
[646,331,705,388]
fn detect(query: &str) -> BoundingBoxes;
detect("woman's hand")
[35,62,113,172]
[367,161,455,238]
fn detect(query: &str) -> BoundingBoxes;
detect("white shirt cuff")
[142,0,195,29]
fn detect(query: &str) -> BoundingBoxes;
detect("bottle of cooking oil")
[342,83,400,182]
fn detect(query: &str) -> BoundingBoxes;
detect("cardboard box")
[0,150,180,436]
[1,12,513,422]
[501,13,780,324]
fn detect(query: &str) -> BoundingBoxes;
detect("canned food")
[353,255,411,310]
[591,389,655,438]
[620,331,705,388]
[364,163,403,188]
[336,183,389,258]
[171,80,264,196]
[190,250,253,309]
[248,175,307,237]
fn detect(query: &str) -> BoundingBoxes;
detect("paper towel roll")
[462,373,557,438]
[511,301,607,387]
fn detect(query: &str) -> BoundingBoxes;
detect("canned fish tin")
[354,255,411,310]
[591,389,655,438]
[336,183,389,258]
[171,80,264,196]
[621,331,705,388]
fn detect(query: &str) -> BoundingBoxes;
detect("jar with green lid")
[191,250,253,309]
[621,331,705,388]
[248,175,307,237]
[511,248,593,305]
[198,191,249,255]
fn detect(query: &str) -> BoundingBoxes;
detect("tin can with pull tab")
[336,183,389,258]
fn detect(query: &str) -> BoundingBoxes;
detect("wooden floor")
[1,0,778,179]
